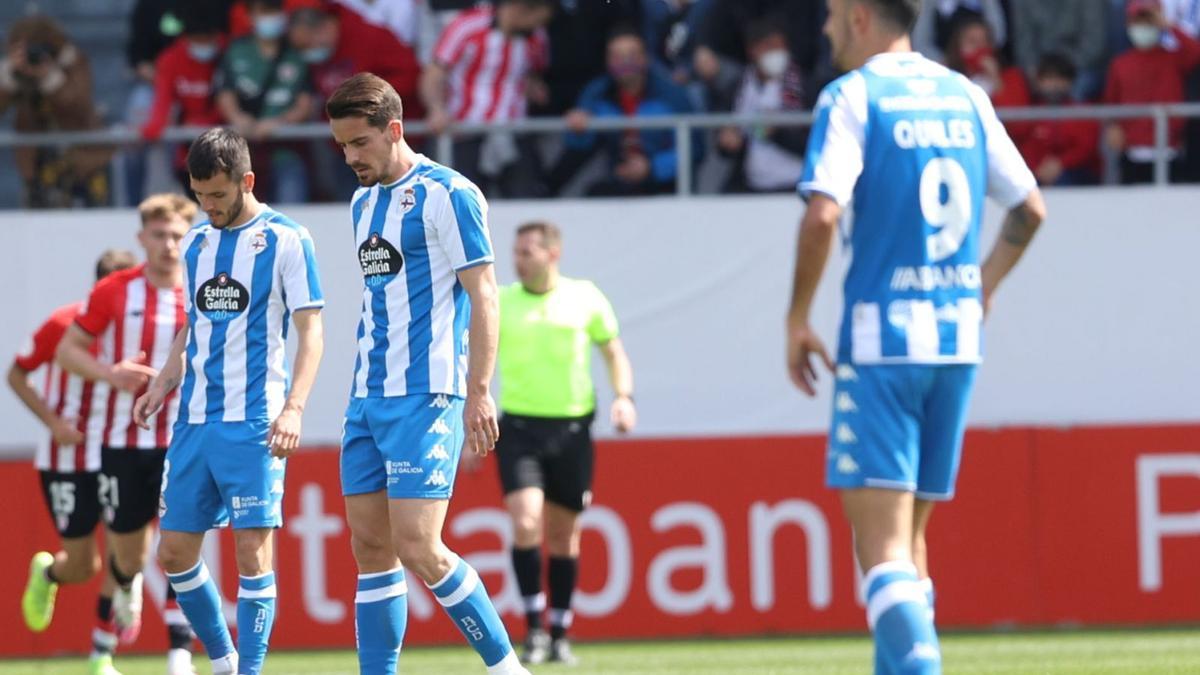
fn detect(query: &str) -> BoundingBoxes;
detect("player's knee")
[350,531,394,570]
[511,511,543,546]
[157,539,195,574]
[393,537,441,581]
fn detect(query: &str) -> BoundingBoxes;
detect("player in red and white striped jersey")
[9,249,137,674]
[421,0,554,195]
[54,194,199,675]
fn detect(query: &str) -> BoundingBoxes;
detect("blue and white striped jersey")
[349,155,494,399]
[178,207,324,424]
[799,52,1036,365]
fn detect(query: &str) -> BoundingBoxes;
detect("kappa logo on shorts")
[836,365,858,381]
[424,470,449,487]
[836,392,858,413]
[428,418,452,435]
[429,394,451,409]
[425,444,450,461]
[835,423,858,444]
[270,480,284,495]
[269,457,285,471]
[836,453,860,475]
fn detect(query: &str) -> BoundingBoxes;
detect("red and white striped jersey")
[75,264,186,450]
[433,6,549,123]
[14,302,103,473]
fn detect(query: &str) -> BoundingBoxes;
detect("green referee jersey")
[498,277,619,418]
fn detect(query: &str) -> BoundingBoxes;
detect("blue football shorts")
[160,419,285,532]
[340,394,465,499]
[825,363,978,500]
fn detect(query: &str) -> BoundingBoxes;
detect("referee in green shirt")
[480,220,635,665]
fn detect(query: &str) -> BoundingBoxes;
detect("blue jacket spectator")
[552,26,702,196]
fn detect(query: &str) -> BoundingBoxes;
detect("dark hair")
[745,15,786,46]
[862,0,922,33]
[96,249,138,281]
[516,221,562,247]
[179,5,225,36]
[326,73,404,129]
[1036,52,1077,81]
[291,5,335,28]
[186,128,252,181]
[607,22,645,47]
[248,0,285,10]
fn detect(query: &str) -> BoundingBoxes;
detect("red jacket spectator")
[1014,111,1100,182]
[1103,27,1200,148]
[292,4,423,118]
[140,38,223,141]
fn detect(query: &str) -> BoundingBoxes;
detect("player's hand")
[428,108,451,135]
[108,351,158,393]
[51,416,84,446]
[459,447,484,473]
[133,384,167,429]
[268,405,303,458]
[611,395,637,434]
[787,321,834,397]
[463,391,500,457]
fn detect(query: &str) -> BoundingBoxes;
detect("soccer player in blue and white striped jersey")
[327,73,526,675]
[134,128,325,675]
[786,1,1045,673]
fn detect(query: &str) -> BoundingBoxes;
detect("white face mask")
[187,42,219,63]
[1128,23,1162,50]
[254,14,288,41]
[757,49,790,79]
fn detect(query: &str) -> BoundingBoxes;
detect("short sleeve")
[75,277,119,337]
[280,227,325,312]
[13,315,65,372]
[433,178,495,271]
[965,80,1037,208]
[433,12,480,66]
[798,72,868,207]
[586,283,619,345]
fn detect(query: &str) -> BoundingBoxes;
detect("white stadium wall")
[0,188,1198,456]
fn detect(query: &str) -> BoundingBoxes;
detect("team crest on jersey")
[399,187,417,212]
[196,272,250,321]
[250,231,268,254]
[359,233,404,287]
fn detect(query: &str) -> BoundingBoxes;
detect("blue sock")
[236,572,277,675]
[920,577,936,622]
[355,568,409,675]
[167,562,234,662]
[426,554,517,669]
[864,561,940,675]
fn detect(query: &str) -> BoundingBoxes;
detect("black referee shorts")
[496,413,594,512]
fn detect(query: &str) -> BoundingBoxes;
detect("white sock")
[211,653,238,675]
[485,650,526,674]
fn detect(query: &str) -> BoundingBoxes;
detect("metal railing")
[2,103,1199,198]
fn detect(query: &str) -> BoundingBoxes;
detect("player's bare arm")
[57,323,158,394]
[419,62,451,133]
[6,363,84,445]
[786,193,840,396]
[133,325,188,429]
[268,308,324,458]
[981,189,1047,314]
[458,262,501,456]
[598,337,636,433]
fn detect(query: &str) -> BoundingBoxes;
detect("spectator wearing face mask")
[913,0,1008,64]
[716,18,808,193]
[0,15,112,208]
[1012,53,1101,186]
[552,26,701,197]
[944,15,1030,108]
[288,4,422,117]
[140,10,226,189]
[1009,0,1110,101]
[1104,0,1200,183]
[215,0,313,203]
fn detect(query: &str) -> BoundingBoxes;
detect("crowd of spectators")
[3,0,1200,207]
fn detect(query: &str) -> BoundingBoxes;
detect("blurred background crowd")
[2,0,1199,208]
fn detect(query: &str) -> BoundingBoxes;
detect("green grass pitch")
[4,629,1199,674]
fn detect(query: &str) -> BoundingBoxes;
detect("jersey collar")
[380,155,428,191]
